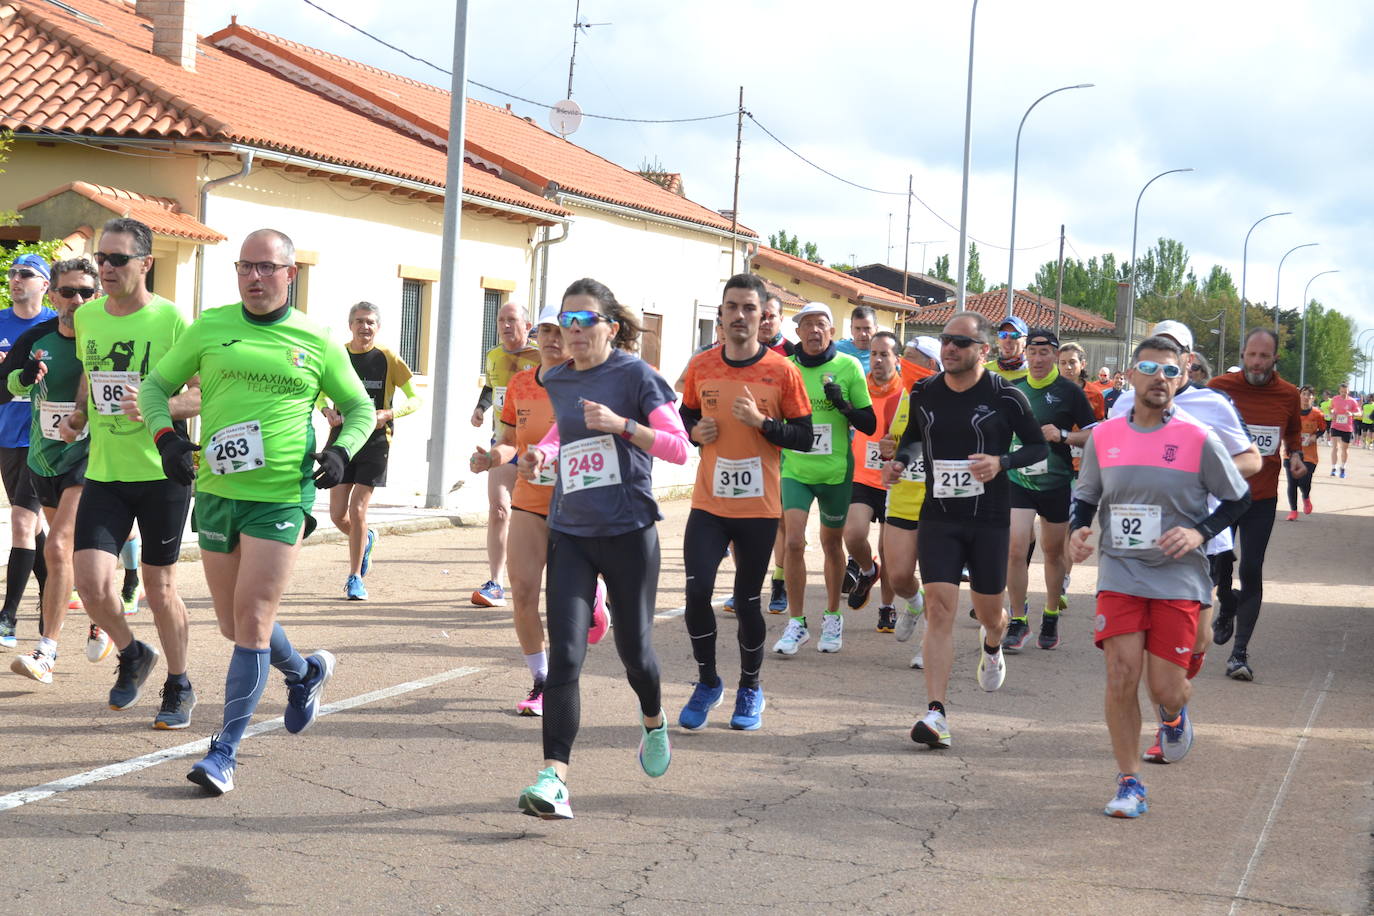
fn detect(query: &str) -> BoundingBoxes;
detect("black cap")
[1026,327,1059,349]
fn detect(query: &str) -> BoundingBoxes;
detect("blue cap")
[10,253,49,280]
[999,314,1028,336]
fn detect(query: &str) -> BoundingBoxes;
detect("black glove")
[18,354,42,387]
[311,445,349,489]
[155,429,199,486]
[823,381,851,413]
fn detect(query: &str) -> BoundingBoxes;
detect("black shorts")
[339,437,389,488]
[1331,429,1352,442]
[849,481,886,523]
[74,478,193,566]
[31,462,86,510]
[885,516,919,531]
[1009,481,1072,524]
[918,518,1010,595]
[0,446,40,513]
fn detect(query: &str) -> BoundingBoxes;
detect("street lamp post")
[1204,310,1224,371]
[1298,269,1339,387]
[1357,329,1374,393]
[1273,242,1318,335]
[1125,168,1193,364]
[955,0,978,311]
[1239,211,1291,348]
[1005,83,1093,319]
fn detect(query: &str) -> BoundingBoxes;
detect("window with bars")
[400,278,423,371]
[479,289,503,370]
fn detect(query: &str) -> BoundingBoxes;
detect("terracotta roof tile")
[752,246,918,310]
[759,276,806,309]
[906,288,1117,335]
[18,180,227,241]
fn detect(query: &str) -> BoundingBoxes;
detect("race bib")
[38,400,78,441]
[932,459,983,498]
[1335,413,1349,425]
[863,440,885,470]
[493,387,507,413]
[207,420,266,475]
[560,435,621,494]
[791,423,832,456]
[1021,457,1050,476]
[533,462,557,487]
[713,455,763,499]
[900,452,925,483]
[89,370,140,416]
[1110,503,1161,550]
[1247,424,1280,456]
[1070,444,1084,460]
[1301,432,1315,447]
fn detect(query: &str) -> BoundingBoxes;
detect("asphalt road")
[0,451,1369,914]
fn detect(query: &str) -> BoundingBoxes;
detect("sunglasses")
[998,330,1024,340]
[7,268,42,281]
[55,286,100,300]
[558,310,614,329]
[1133,360,1184,379]
[93,252,146,268]
[234,260,292,277]
[939,333,981,348]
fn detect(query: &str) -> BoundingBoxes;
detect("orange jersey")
[1295,407,1327,465]
[681,347,810,518]
[500,366,557,515]
[1085,384,1106,421]
[851,373,905,489]
[1208,371,1302,500]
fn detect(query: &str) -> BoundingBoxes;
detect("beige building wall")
[752,262,907,337]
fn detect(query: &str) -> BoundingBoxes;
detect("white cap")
[535,304,561,328]
[792,302,833,324]
[1151,319,1194,351]
[913,335,943,368]
[1227,365,1241,373]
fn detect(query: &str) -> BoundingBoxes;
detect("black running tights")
[682,509,777,691]
[542,525,662,765]
[1286,460,1316,510]
[1211,497,1277,652]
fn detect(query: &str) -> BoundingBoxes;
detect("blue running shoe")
[729,686,766,730]
[109,641,160,710]
[1104,774,1148,818]
[285,650,336,734]
[722,594,735,614]
[677,681,724,730]
[360,528,377,577]
[187,736,236,796]
[154,681,197,730]
[1158,704,1193,762]
[768,579,787,614]
[345,575,368,601]
[0,619,16,649]
[638,712,671,778]
[471,579,507,607]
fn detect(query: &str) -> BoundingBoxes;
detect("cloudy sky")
[204,1,1374,343]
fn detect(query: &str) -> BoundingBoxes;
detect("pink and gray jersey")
[1329,395,1359,432]
[1076,409,1249,604]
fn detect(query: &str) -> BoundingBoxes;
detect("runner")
[771,303,875,656]
[883,311,1047,748]
[1326,382,1358,477]
[469,302,539,608]
[1186,352,1213,388]
[1362,395,1374,449]
[1055,340,1106,616]
[1284,386,1325,520]
[1318,391,1333,445]
[139,228,374,794]
[1069,334,1250,817]
[677,273,811,731]
[1207,327,1303,682]
[1001,329,1096,653]
[516,277,690,820]
[901,335,942,385]
[759,294,792,613]
[834,305,876,373]
[985,315,1029,382]
[2,259,94,684]
[880,375,931,670]
[0,253,55,647]
[323,301,421,600]
[67,218,198,728]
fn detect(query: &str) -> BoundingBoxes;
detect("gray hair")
[50,257,98,285]
[349,301,381,322]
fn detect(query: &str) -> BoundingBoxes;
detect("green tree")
[928,253,952,283]
[1027,252,1123,319]
[1276,300,1359,390]
[966,242,986,294]
[767,229,822,264]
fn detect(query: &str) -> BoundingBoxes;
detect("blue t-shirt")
[834,338,871,373]
[543,348,676,537]
[0,306,57,447]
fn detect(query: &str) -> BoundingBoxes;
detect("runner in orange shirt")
[1284,385,1325,521]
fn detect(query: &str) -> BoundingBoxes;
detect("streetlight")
[1298,269,1339,387]
[1204,310,1225,371]
[1125,168,1193,363]
[955,0,978,310]
[1357,329,1374,392]
[1005,83,1094,319]
[1239,211,1291,347]
[1273,242,1318,333]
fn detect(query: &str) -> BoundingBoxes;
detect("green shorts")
[781,476,853,528]
[193,492,311,553]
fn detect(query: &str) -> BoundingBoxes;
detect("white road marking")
[0,665,483,813]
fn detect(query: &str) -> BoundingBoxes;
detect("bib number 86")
[101,383,124,404]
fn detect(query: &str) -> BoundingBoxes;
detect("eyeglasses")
[1133,360,1184,379]
[939,333,981,348]
[55,286,100,300]
[93,252,146,268]
[558,310,613,329]
[234,261,292,277]
[6,268,40,281]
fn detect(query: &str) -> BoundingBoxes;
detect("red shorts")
[1093,591,1201,669]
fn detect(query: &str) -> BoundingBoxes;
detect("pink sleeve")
[645,402,690,465]
[535,422,561,461]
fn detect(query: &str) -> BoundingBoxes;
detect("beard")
[1244,367,1273,386]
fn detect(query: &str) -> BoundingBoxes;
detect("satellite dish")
[550,99,583,137]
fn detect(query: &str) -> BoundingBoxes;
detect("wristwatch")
[998,454,1011,470]
[1059,428,1070,442]
[621,418,638,440]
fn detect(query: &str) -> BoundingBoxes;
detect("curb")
[174,513,468,564]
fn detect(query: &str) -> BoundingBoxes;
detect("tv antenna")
[566,0,611,100]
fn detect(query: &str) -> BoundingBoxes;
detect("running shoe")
[109,641,160,709]
[678,680,724,730]
[895,590,925,642]
[772,619,810,655]
[285,649,336,734]
[876,606,896,633]
[730,686,765,730]
[841,557,859,595]
[519,766,572,819]
[1104,774,1148,818]
[1037,613,1061,650]
[1340,467,1346,478]
[909,617,926,670]
[910,708,951,748]
[86,624,112,663]
[11,647,54,684]
[1002,618,1030,653]
[1158,705,1193,762]
[846,562,880,610]
[817,613,844,653]
[722,595,736,614]
[638,713,671,778]
[1330,467,1336,476]
[0,620,14,649]
[1285,510,1298,522]
[1226,650,1253,681]
[1303,497,1313,515]
[345,574,368,601]
[67,591,82,611]
[588,579,609,645]
[1212,613,1235,646]
[1186,651,1205,680]
[976,627,1006,692]
[1057,593,1069,614]
[1142,733,1168,765]
[121,591,142,616]
[768,579,787,614]
[154,681,197,730]
[471,580,507,607]
[360,528,377,577]
[517,681,544,717]
[187,736,236,796]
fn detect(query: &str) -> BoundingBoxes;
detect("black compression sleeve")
[1195,491,1251,541]
[761,414,813,450]
[894,414,922,467]
[0,324,49,406]
[680,404,702,439]
[844,404,876,436]
[475,386,493,412]
[1070,498,1098,531]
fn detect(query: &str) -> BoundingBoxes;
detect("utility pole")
[1053,223,1065,340]
[902,175,912,299]
[887,212,893,265]
[565,0,610,99]
[729,86,743,274]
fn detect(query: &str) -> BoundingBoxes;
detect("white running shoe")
[11,647,54,684]
[86,625,112,663]
[772,619,810,655]
[908,615,927,669]
[817,614,844,653]
[976,626,1006,691]
[910,708,951,748]
[895,590,925,642]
